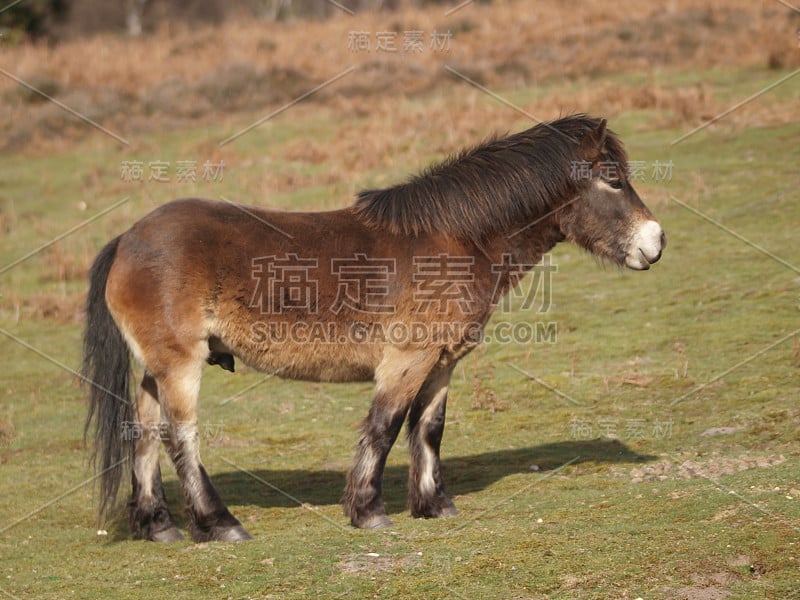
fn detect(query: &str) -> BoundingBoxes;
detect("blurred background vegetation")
[1,0,797,154]
[0,0,483,40]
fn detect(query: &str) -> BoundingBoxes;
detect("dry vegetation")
[2,0,798,152]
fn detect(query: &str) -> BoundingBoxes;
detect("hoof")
[190,509,254,542]
[352,513,393,529]
[411,496,458,519]
[204,524,254,542]
[150,526,185,543]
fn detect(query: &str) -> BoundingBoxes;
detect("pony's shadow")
[169,438,654,515]
[103,439,651,539]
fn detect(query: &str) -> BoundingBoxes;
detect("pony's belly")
[232,341,378,384]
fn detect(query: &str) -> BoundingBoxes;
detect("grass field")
[2,2,800,598]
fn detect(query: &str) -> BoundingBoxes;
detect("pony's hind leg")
[129,374,183,542]
[157,359,252,542]
[407,365,458,519]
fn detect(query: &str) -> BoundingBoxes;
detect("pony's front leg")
[129,374,183,542]
[407,365,458,519]
[344,348,440,529]
[158,361,252,542]
[343,401,408,529]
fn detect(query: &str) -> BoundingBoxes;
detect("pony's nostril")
[651,248,663,264]
[660,230,667,249]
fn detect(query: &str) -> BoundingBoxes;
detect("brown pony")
[83,115,665,542]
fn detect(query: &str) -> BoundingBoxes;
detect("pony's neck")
[480,213,565,299]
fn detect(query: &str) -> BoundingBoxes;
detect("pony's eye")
[607,179,624,190]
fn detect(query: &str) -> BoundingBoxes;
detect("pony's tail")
[82,236,134,526]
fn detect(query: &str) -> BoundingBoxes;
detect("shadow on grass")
[201,438,654,512]
[107,439,653,539]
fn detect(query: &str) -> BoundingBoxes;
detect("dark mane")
[353,114,628,241]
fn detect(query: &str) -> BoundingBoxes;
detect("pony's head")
[556,119,666,270]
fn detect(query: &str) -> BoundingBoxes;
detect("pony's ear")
[579,119,608,162]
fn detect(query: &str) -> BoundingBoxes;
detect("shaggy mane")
[353,114,628,241]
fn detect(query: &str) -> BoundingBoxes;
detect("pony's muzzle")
[626,220,666,270]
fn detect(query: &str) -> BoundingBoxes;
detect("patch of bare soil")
[619,454,786,484]
[661,566,765,600]
[337,552,417,574]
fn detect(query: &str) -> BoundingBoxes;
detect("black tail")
[82,236,134,525]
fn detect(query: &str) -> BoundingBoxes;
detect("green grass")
[1,66,800,599]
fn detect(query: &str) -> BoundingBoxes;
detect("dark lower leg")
[156,361,252,543]
[166,423,252,542]
[343,404,408,529]
[407,374,457,519]
[186,464,250,542]
[129,464,183,542]
[129,376,183,542]
[344,348,442,529]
